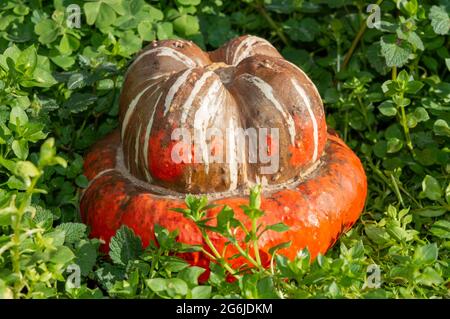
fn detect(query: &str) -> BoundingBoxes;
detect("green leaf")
[137,21,155,41]
[446,183,450,203]
[265,0,303,14]
[59,34,80,55]
[268,241,292,255]
[151,278,188,297]
[413,243,438,265]
[417,267,443,286]
[156,22,173,39]
[75,240,98,276]
[419,175,442,201]
[11,139,29,160]
[387,137,403,153]
[109,225,143,266]
[429,6,450,35]
[118,31,142,57]
[173,15,199,36]
[9,106,28,126]
[84,2,102,25]
[367,42,389,75]
[365,225,391,245]
[412,207,447,218]
[379,101,397,116]
[176,0,201,5]
[265,222,289,232]
[75,175,89,188]
[433,119,450,137]
[56,223,87,244]
[177,266,205,287]
[430,220,450,239]
[256,276,278,298]
[34,19,59,44]
[380,35,412,67]
[413,107,429,122]
[15,161,40,179]
[191,286,211,299]
[49,246,75,264]
[283,18,320,42]
[67,73,87,90]
[405,81,424,94]
[146,278,166,292]
[30,67,57,88]
[63,93,97,113]
[17,46,37,73]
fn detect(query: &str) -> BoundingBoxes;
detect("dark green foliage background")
[0,0,448,298]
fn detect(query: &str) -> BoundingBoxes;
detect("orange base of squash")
[80,129,367,271]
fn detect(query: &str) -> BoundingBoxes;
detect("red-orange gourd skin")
[81,131,367,268]
[80,35,368,273]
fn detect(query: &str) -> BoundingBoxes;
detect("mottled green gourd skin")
[80,35,367,270]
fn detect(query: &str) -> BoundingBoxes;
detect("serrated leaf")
[380,35,412,67]
[429,6,450,35]
[109,225,143,266]
[56,223,87,244]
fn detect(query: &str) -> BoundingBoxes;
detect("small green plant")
[0,0,449,299]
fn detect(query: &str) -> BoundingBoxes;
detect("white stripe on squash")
[134,123,142,167]
[180,71,215,123]
[291,79,319,163]
[232,36,274,65]
[240,73,296,145]
[227,117,238,190]
[163,69,192,116]
[131,47,196,69]
[143,91,164,181]
[121,80,161,140]
[193,81,224,173]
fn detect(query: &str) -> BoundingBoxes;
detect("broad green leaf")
[17,46,37,73]
[156,22,173,39]
[109,225,143,266]
[413,243,438,265]
[56,223,87,243]
[265,0,303,14]
[177,266,205,287]
[417,267,443,286]
[430,220,450,239]
[84,2,102,25]
[9,106,28,126]
[419,175,442,201]
[49,246,75,264]
[433,119,450,137]
[387,137,403,153]
[429,6,450,35]
[191,286,211,299]
[380,35,412,67]
[379,101,397,116]
[34,19,59,44]
[173,15,199,36]
[11,139,28,160]
[283,18,320,42]
[75,240,98,276]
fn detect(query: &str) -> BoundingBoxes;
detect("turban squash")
[80,35,367,270]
